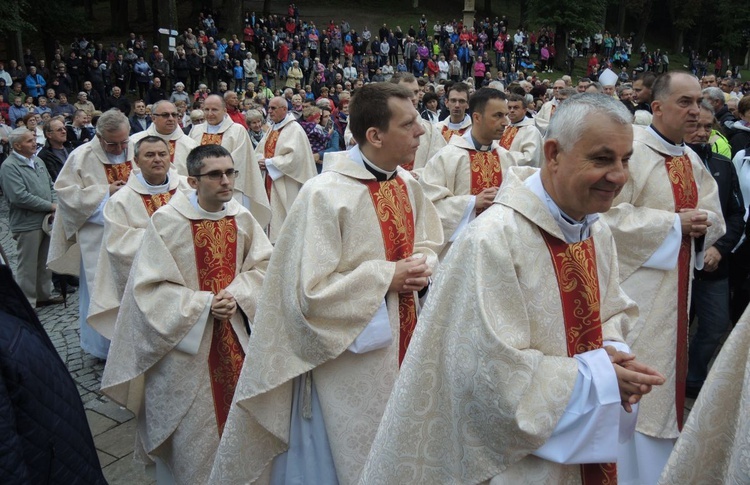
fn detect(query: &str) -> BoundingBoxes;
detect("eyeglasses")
[100,138,129,148]
[192,169,239,180]
[153,112,180,118]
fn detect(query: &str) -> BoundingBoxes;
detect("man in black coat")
[0,263,106,484]
[686,102,746,398]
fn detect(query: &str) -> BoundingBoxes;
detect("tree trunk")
[110,0,130,34]
[154,0,177,48]
[136,0,147,22]
[84,0,94,20]
[223,0,243,40]
[412,0,419,8]
[41,30,58,66]
[554,24,567,70]
[519,0,530,28]
[634,0,652,49]
[617,0,627,35]
[263,0,272,17]
[7,32,23,67]
[484,0,491,17]
[673,30,683,55]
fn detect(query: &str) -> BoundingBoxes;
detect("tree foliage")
[528,0,608,34]
[0,0,34,36]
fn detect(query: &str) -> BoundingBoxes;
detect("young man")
[101,145,273,484]
[435,82,472,142]
[500,93,544,167]
[211,82,444,484]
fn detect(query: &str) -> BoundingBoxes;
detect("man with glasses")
[88,136,189,343]
[48,110,134,360]
[190,94,271,231]
[535,78,567,134]
[131,100,197,175]
[102,144,272,484]
[435,82,472,142]
[255,95,316,241]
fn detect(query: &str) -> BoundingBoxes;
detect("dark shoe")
[66,275,80,287]
[36,296,66,308]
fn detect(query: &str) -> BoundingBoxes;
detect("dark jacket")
[104,94,131,115]
[690,144,745,281]
[129,114,152,135]
[0,264,107,485]
[37,142,70,181]
[65,125,93,149]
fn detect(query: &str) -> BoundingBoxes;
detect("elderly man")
[702,86,737,136]
[48,110,134,359]
[131,100,198,175]
[435,82,473,142]
[535,78,567,134]
[0,128,61,307]
[210,82,443,484]
[224,90,248,129]
[88,136,189,339]
[360,93,665,483]
[600,72,725,484]
[420,88,515,256]
[254,96,316,241]
[500,92,544,167]
[189,94,270,229]
[101,145,273,484]
[37,117,70,181]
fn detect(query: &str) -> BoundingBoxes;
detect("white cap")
[599,68,618,87]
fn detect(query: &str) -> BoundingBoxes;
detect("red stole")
[401,159,415,171]
[499,125,519,150]
[541,230,617,485]
[664,154,698,431]
[200,132,224,146]
[550,103,557,117]
[441,124,466,143]
[469,149,502,214]
[189,217,243,436]
[264,129,281,200]
[139,188,177,216]
[361,177,417,366]
[168,140,177,163]
[104,161,133,184]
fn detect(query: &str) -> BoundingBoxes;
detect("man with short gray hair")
[703,86,737,135]
[0,128,60,307]
[130,100,198,174]
[48,109,134,359]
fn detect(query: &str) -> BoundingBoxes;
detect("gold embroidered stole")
[441,124,466,143]
[168,140,176,163]
[200,132,224,146]
[541,231,617,485]
[469,149,502,214]
[664,154,698,431]
[499,125,519,150]
[264,129,281,200]
[189,217,242,436]
[104,161,133,184]
[361,177,417,366]
[139,188,177,216]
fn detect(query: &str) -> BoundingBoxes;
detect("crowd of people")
[1,5,750,485]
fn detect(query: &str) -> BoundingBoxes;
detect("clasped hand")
[389,254,431,293]
[605,346,666,413]
[211,289,237,320]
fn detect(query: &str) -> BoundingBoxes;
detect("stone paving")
[0,197,153,485]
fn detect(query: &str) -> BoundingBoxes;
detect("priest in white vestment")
[88,136,189,340]
[343,73,446,176]
[535,79,569,135]
[435,82,473,142]
[101,144,273,484]
[500,93,544,167]
[255,96,316,242]
[420,87,516,257]
[130,100,198,175]
[361,94,665,484]
[189,94,271,229]
[47,110,135,359]
[599,72,725,485]
[210,82,444,485]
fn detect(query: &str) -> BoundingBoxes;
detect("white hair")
[546,93,634,151]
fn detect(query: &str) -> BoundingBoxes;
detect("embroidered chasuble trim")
[469,149,502,214]
[104,161,133,184]
[200,132,224,146]
[189,216,243,437]
[361,178,417,366]
[441,125,466,143]
[401,159,414,171]
[168,140,176,163]
[264,129,281,200]
[499,125,519,150]
[541,231,617,485]
[664,154,698,431]
[140,188,177,216]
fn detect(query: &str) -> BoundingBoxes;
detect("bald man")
[131,100,198,175]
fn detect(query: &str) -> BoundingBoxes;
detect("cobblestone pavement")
[0,197,153,484]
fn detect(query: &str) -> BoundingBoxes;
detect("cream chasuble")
[499,116,544,167]
[130,125,198,175]
[100,190,272,484]
[210,148,443,484]
[360,167,634,484]
[88,167,189,339]
[534,99,558,135]
[658,309,750,485]
[190,115,272,229]
[436,113,472,143]
[254,113,317,242]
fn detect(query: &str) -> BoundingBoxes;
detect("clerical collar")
[136,172,170,194]
[189,190,227,215]
[273,113,294,130]
[206,117,225,134]
[463,129,492,152]
[447,114,470,129]
[524,170,599,243]
[351,145,397,181]
[647,125,686,157]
